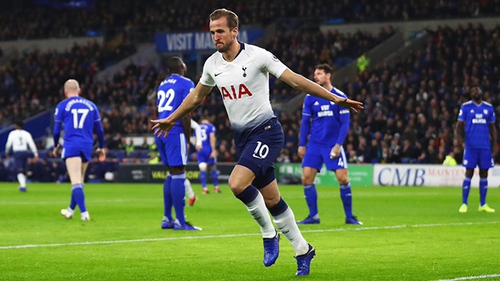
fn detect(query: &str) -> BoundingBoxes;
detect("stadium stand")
[2,0,500,182]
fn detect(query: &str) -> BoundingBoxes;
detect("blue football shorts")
[13,151,30,172]
[197,147,216,165]
[61,146,93,163]
[462,147,493,170]
[155,133,187,167]
[236,118,284,188]
[302,144,348,171]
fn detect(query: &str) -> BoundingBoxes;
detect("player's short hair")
[167,56,185,74]
[14,120,24,128]
[315,64,333,75]
[469,84,481,91]
[210,8,239,30]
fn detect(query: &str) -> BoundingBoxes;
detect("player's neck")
[324,84,333,91]
[222,41,241,62]
[473,99,482,105]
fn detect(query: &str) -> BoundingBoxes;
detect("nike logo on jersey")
[214,72,222,77]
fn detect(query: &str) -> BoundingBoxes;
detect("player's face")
[313,69,330,87]
[209,17,237,53]
[470,86,482,101]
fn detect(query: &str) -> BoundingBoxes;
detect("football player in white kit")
[5,121,38,192]
[151,8,364,276]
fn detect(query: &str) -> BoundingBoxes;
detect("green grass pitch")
[0,182,499,281]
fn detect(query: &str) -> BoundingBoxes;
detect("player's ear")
[232,27,238,39]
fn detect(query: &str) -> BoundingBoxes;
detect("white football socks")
[185,179,195,199]
[272,207,309,255]
[243,191,276,238]
[17,173,26,188]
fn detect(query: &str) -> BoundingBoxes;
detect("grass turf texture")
[0,183,499,281]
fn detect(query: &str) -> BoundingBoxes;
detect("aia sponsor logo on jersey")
[221,84,253,100]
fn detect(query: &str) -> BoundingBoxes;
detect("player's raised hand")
[151,118,174,138]
[337,98,364,113]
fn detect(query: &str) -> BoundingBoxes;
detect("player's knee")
[337,175,349,185]
[198,162,207,171]
[264,196,280,207]
[301,173,315,185]
[228,177,245,195]
[465,169,474,178]
[479,170,488,178]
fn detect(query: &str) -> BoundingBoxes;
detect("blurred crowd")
[337,23,500,165]
[3,1,500,183]
[0,40,137,129]
[266,27,395,102]
[0,22,398,164]
[1,0,498,40]
[3,23,500,169]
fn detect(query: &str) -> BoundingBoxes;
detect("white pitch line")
[1,221,499,250]
[436,274,500,281]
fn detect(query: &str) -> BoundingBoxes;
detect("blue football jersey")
[458,101,495,149]
[198,122,216,152]
[54,96,101,147]
[302,87,350,146]
[156,74,194,134]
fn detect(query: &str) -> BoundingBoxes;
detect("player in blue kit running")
[196,116,220,194]
[155,56,201,231]
[297,64,362,225]
[54,79,106,221]
[455,85,497,213]
[151,9,363,276]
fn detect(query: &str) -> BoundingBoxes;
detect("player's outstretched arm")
[279,69,364,112]
[151,83,213,138]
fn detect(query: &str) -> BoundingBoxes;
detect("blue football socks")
[171,173,186,225]
[71,184,86,213]
[163,175,173,221]
[462,177,472,205]
[340,182,353,218]
[303,184,318,218]
[212,169,219,187]
[479,178,488,206]
[200,171,207,189]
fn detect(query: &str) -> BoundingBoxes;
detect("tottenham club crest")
[242,66,247,77]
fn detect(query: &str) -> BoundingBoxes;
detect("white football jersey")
[199,43,287,138]
[5,129,38,156]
